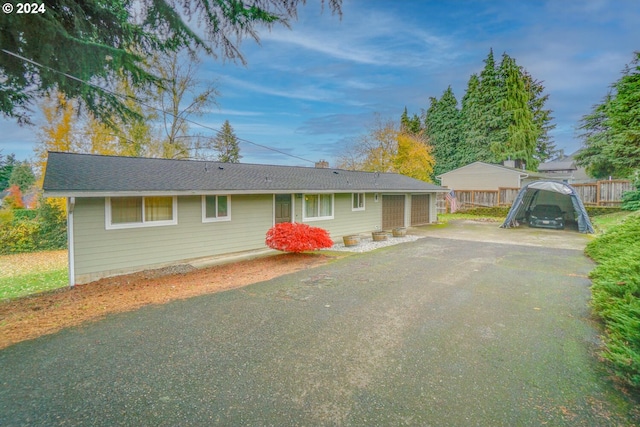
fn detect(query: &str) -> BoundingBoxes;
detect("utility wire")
[1,48,316,164]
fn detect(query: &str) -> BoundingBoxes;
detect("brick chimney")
[315,160,329,168]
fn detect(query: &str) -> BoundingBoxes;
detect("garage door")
[411,194,430,225]
[382,195,405,229]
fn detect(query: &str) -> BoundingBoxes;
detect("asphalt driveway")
[1,224,639,426]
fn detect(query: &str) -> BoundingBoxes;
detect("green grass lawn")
[0,269,68,300]
[0,250,68,301]
[590,210,638,234]
[438,212,506,223]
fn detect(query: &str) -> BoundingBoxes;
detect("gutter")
[67,197,75,287]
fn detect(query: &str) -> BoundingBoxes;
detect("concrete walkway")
[1,223,638,426]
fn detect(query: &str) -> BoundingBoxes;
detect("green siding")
[299,193,382,238]
[73,195,273,282]
[71,192,436,283]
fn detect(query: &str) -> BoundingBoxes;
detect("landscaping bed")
[0,252,333,349]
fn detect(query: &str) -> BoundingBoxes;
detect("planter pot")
[392,227,407,237]
[372,231,388,241]
[343,235,360,247]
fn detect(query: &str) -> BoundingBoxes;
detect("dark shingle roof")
[43,152,446,196]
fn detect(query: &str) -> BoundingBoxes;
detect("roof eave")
[44,188,445,198]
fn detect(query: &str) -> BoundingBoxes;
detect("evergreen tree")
[461,73,494,163]
[400,107,423,134]
[576,52,640,178]
[479,49,506,159]
[606,52,640,176]
[424,87,463,177]
[0,0,342,125]
[8,162,36,193]
[458,49,555,169]
[0,153,17,191]
[498,54,538,168]
[524,72,559,163]
[214,120,242,163]
[575,97,616,178]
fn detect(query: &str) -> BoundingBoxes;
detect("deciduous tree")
[337,117,434,182]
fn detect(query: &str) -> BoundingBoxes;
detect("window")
[303,194,333,221]
[352,193,365,211]
[202,195,231,222]
[106,196,177,229]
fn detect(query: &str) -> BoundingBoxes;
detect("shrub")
[265,222,333,253]
[586,214,640,389]
[621,178,640,211]
[0,198,67,254]
[0,219,40,254]
[35,199,67,250]
[585,206,624,217]
[457,206,510,217]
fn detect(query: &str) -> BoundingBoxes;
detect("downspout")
[67,197,75,287]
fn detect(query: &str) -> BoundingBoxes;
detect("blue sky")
[2,0,640,167]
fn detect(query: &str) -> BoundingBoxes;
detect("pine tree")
[214,120,242,163]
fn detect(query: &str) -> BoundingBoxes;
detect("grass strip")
[0,269,68,301]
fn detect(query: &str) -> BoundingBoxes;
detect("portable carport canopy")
[501,181,594,233]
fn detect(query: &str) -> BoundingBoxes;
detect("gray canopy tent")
[501,181,594,233]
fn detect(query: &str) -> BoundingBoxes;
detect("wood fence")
[437,180,632,213]
[447,187,520,211]
[572,180,632,206]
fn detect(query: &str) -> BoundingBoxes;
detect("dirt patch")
[0,252,334,350]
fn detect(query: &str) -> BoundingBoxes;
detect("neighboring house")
[43,152,448,285]
[436,161,532,191]
[537,151,591,184]
[435,161,560,210]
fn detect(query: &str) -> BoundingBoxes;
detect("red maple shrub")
[265,222,334,253]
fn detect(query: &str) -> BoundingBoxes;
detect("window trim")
[105,196,178,230]
[302,193,334,221]
[352,192,366,211]
[201,195,231,223]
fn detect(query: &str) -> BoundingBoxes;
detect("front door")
[275,194,292,223]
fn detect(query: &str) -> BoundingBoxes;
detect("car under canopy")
[501,181,594,233]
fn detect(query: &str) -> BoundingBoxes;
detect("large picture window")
[352,193,365,211]
[106,196,177,229]
[202,195,231,222]
[303,194,333,221]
